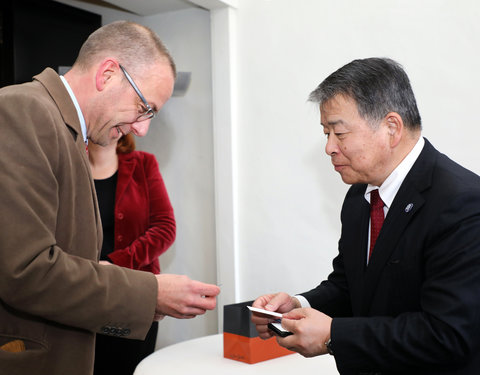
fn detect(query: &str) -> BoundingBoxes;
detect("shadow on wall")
[304,138,348,225]
[138,112,176,171]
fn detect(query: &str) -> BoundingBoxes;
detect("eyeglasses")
[119,64,156,121]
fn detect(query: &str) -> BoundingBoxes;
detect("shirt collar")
[59,75,88,144]
[365,137,425,208]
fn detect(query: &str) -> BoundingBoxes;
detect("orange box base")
[223,332,294,364]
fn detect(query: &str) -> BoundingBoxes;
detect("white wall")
[233,0,480,302]
[56,0,218,349]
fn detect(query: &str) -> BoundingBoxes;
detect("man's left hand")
[276,308,332,357]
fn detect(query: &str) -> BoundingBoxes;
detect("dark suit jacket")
[0,68,158,375]
[302,139,480,375]
[107,151,176,273]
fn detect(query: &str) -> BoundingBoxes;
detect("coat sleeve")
[108,153,176,271]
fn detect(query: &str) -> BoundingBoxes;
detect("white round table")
[134,334,339,374]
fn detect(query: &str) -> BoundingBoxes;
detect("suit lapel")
[345,195,370,313]
[361,189,425,313]
[34,68,88,166]
[359,139,436,314]
[34,68,82,140]
[34,68,103,250]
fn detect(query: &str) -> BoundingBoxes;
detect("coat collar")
[33,68,82,142]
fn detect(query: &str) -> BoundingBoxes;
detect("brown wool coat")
[0,68,158,375]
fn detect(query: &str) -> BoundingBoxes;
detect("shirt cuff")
[294,294,311,308]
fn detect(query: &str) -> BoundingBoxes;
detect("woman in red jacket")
[88,133,176,375]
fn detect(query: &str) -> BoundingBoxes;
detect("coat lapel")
[34,68,82,142]
[360,138,436,314]
[34,68,103,251]
[342,193,370,314]
[116,153,136,203]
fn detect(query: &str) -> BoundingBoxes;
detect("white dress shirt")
[60,75,87,145]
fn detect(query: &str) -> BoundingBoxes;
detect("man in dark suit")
[251,57,480,374]
[0,21,219,375]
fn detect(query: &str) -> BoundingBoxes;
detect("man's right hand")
[251,292,301,339]
[154,274,220,319]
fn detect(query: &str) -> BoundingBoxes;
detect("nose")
[130,119,151,137]
[325,135,339,156]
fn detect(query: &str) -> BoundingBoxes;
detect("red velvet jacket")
[107,151,176,274]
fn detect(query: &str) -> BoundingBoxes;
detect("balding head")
[73,21,176,79]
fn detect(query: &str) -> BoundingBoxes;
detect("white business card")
[247,306,283,318]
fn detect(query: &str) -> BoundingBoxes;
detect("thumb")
[280,317,297,333]
[283,307,307,320]
[265,294,288,312]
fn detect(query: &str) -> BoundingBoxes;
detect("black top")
[94,171,117,261]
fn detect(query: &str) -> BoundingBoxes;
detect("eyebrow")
[321,119,345,127]
[139,98,158,113]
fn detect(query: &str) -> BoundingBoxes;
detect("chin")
[339,174,360,185]
[89,137,109,147]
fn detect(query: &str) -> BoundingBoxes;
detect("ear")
[95,59,120,91]
[384,112,403,148]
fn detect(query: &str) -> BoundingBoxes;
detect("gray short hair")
[309,58,421,130]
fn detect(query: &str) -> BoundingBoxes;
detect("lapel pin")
[405,203,414,213]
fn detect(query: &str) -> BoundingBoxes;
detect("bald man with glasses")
[0,21,220,375]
